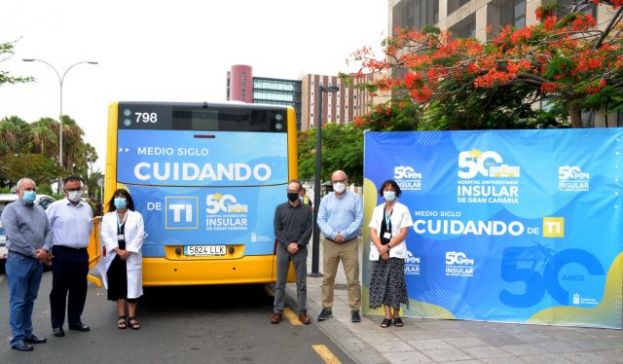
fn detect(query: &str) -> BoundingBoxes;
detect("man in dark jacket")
[271,180,313,324]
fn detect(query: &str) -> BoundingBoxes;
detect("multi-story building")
[388,0,622,126]
[387,0,606,42]
[227,65,377,131]
[226,65,253,103]
[252,77,302,129]
[300,74,378,131]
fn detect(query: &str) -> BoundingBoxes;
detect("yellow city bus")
[105,102,297,286]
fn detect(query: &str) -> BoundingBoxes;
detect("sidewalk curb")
[285,284,388,364]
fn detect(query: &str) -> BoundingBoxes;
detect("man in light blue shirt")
[316,170,363,323]
[46,176,93,337]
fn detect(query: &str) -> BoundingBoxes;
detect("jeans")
[273,244,308,314]
[6,252,43,345]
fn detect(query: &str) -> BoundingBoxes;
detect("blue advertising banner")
[363,129,623,328]
[117,130,288,257]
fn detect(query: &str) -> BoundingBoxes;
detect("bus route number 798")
[135,112,158,123]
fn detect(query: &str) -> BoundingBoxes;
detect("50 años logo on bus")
[456,149,520,205]
[205,193,248,232]
[393,165,422,191]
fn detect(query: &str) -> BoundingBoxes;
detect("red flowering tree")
[349,0,623,129]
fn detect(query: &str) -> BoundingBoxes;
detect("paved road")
[0,272,352,364]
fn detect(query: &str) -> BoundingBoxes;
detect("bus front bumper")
[141,256,280,286]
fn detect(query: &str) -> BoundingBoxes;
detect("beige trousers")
[321,236,361,311]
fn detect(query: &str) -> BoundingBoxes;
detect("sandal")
[128,317,141,330]
[117,316,127,329]
[380,318,392,328]
[393,317,404,327]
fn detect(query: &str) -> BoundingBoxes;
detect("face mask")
[68,190,82,202]
[287,192,299,202]
[23,190,36,204]
[333,182,346,193]
[383,191,396,201]
[114,197,127,210]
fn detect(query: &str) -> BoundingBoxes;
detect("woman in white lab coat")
[101,189,145,330]
[368,179,413,328]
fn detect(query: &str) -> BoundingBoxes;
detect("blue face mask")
[114,197,127,210]
[23,190,36,204]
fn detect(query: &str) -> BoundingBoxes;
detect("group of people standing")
[3,170,412,351]
[271,170,413,329]
[2,176,144,352]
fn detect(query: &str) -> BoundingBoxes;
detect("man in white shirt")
[46,176,93,337]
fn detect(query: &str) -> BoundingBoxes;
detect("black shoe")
[317,308,332,321]
[351,310,361,323]
[52,327,65,337]
[69,323,90,332]
[25,335,47,344]
[11,340,33,352]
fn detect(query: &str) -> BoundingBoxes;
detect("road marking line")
[283,307,302,326]
[312,344,341,364]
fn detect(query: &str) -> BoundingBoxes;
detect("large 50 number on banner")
[363,129,623,329]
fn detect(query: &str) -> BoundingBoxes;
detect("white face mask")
[333,182,346,193]
[383,190,396,201]
[68,190,82,202]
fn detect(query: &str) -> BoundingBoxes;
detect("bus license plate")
[184,245,226,256]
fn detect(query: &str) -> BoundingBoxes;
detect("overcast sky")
[0,0,387,171]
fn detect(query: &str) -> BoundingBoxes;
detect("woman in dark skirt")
[368,179,413,328]
[101,189,145,330]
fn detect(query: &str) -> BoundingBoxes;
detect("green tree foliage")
[348,0,623,129]
[0,40,33,85]
[0,116,99,191]
[0,153,63,188]
[298,124,364,185]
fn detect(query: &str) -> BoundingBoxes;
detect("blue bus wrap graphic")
[117,130,288,257]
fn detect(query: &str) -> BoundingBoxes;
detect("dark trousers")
[50,246,88,328]
[273,244,307,314]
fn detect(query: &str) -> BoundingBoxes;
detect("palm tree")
[0,118,18,156]
[30,118,58,156]
[60,116,85,171]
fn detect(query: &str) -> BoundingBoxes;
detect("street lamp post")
[310,84,339,277]
[22,59,98,184]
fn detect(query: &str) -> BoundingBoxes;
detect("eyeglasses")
[65,188,82,192]
[331,179,346,184]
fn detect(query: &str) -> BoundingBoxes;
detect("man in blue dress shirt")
[316,170,364,323]
[46,176,93,337]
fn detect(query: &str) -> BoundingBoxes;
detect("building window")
[556,0,596,17]
[392,0,439,33]
[448,0,471,15]
[450,14,476,38]
[500,0,526,28]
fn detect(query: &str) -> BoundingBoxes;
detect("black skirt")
[107,224,128,301]
[369,258,409,309]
